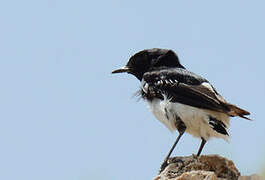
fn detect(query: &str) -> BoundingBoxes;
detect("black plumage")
[141,67,230,113]
[209,116,229,135]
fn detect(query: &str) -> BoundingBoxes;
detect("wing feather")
[143,68,250,118]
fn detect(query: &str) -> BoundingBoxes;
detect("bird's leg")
[159,115,186,173]
[196,138,206,156]
[160,129,185,173]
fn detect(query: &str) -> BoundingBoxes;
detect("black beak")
[112,66,131,74]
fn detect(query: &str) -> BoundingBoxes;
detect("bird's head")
[112,48,184,80]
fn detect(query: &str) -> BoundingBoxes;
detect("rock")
[154,154,264,180]
[172,170,217,180]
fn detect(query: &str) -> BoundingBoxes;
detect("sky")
[0,0,265,180]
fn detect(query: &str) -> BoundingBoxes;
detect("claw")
[171,158,184,165]
[159,160,169,174]
[159,158,185,174]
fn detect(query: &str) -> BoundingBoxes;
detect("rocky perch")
[153,155,264,180]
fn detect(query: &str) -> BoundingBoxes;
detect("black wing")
[142,68,231,113]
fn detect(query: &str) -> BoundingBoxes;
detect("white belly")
[147,96,230,141]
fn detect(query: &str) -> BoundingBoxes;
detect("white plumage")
[147,95,230,141]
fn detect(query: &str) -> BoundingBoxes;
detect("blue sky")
[0,0,265,180]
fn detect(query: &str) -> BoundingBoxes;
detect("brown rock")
[154,155,265,180]
[157,154,240,180]
[173,170,217,180]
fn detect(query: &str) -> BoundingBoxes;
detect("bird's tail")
[226,103,251,120]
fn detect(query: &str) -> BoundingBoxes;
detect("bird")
[112,48,250,171]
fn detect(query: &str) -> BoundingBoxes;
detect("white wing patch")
[201,82,215,92]
[143,78,178,90]
[141,79,149,94]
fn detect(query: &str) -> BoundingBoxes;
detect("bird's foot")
[159,158,184,174]
[159,160,168,174]
[192,153,198,159]
[191,153,201,163]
